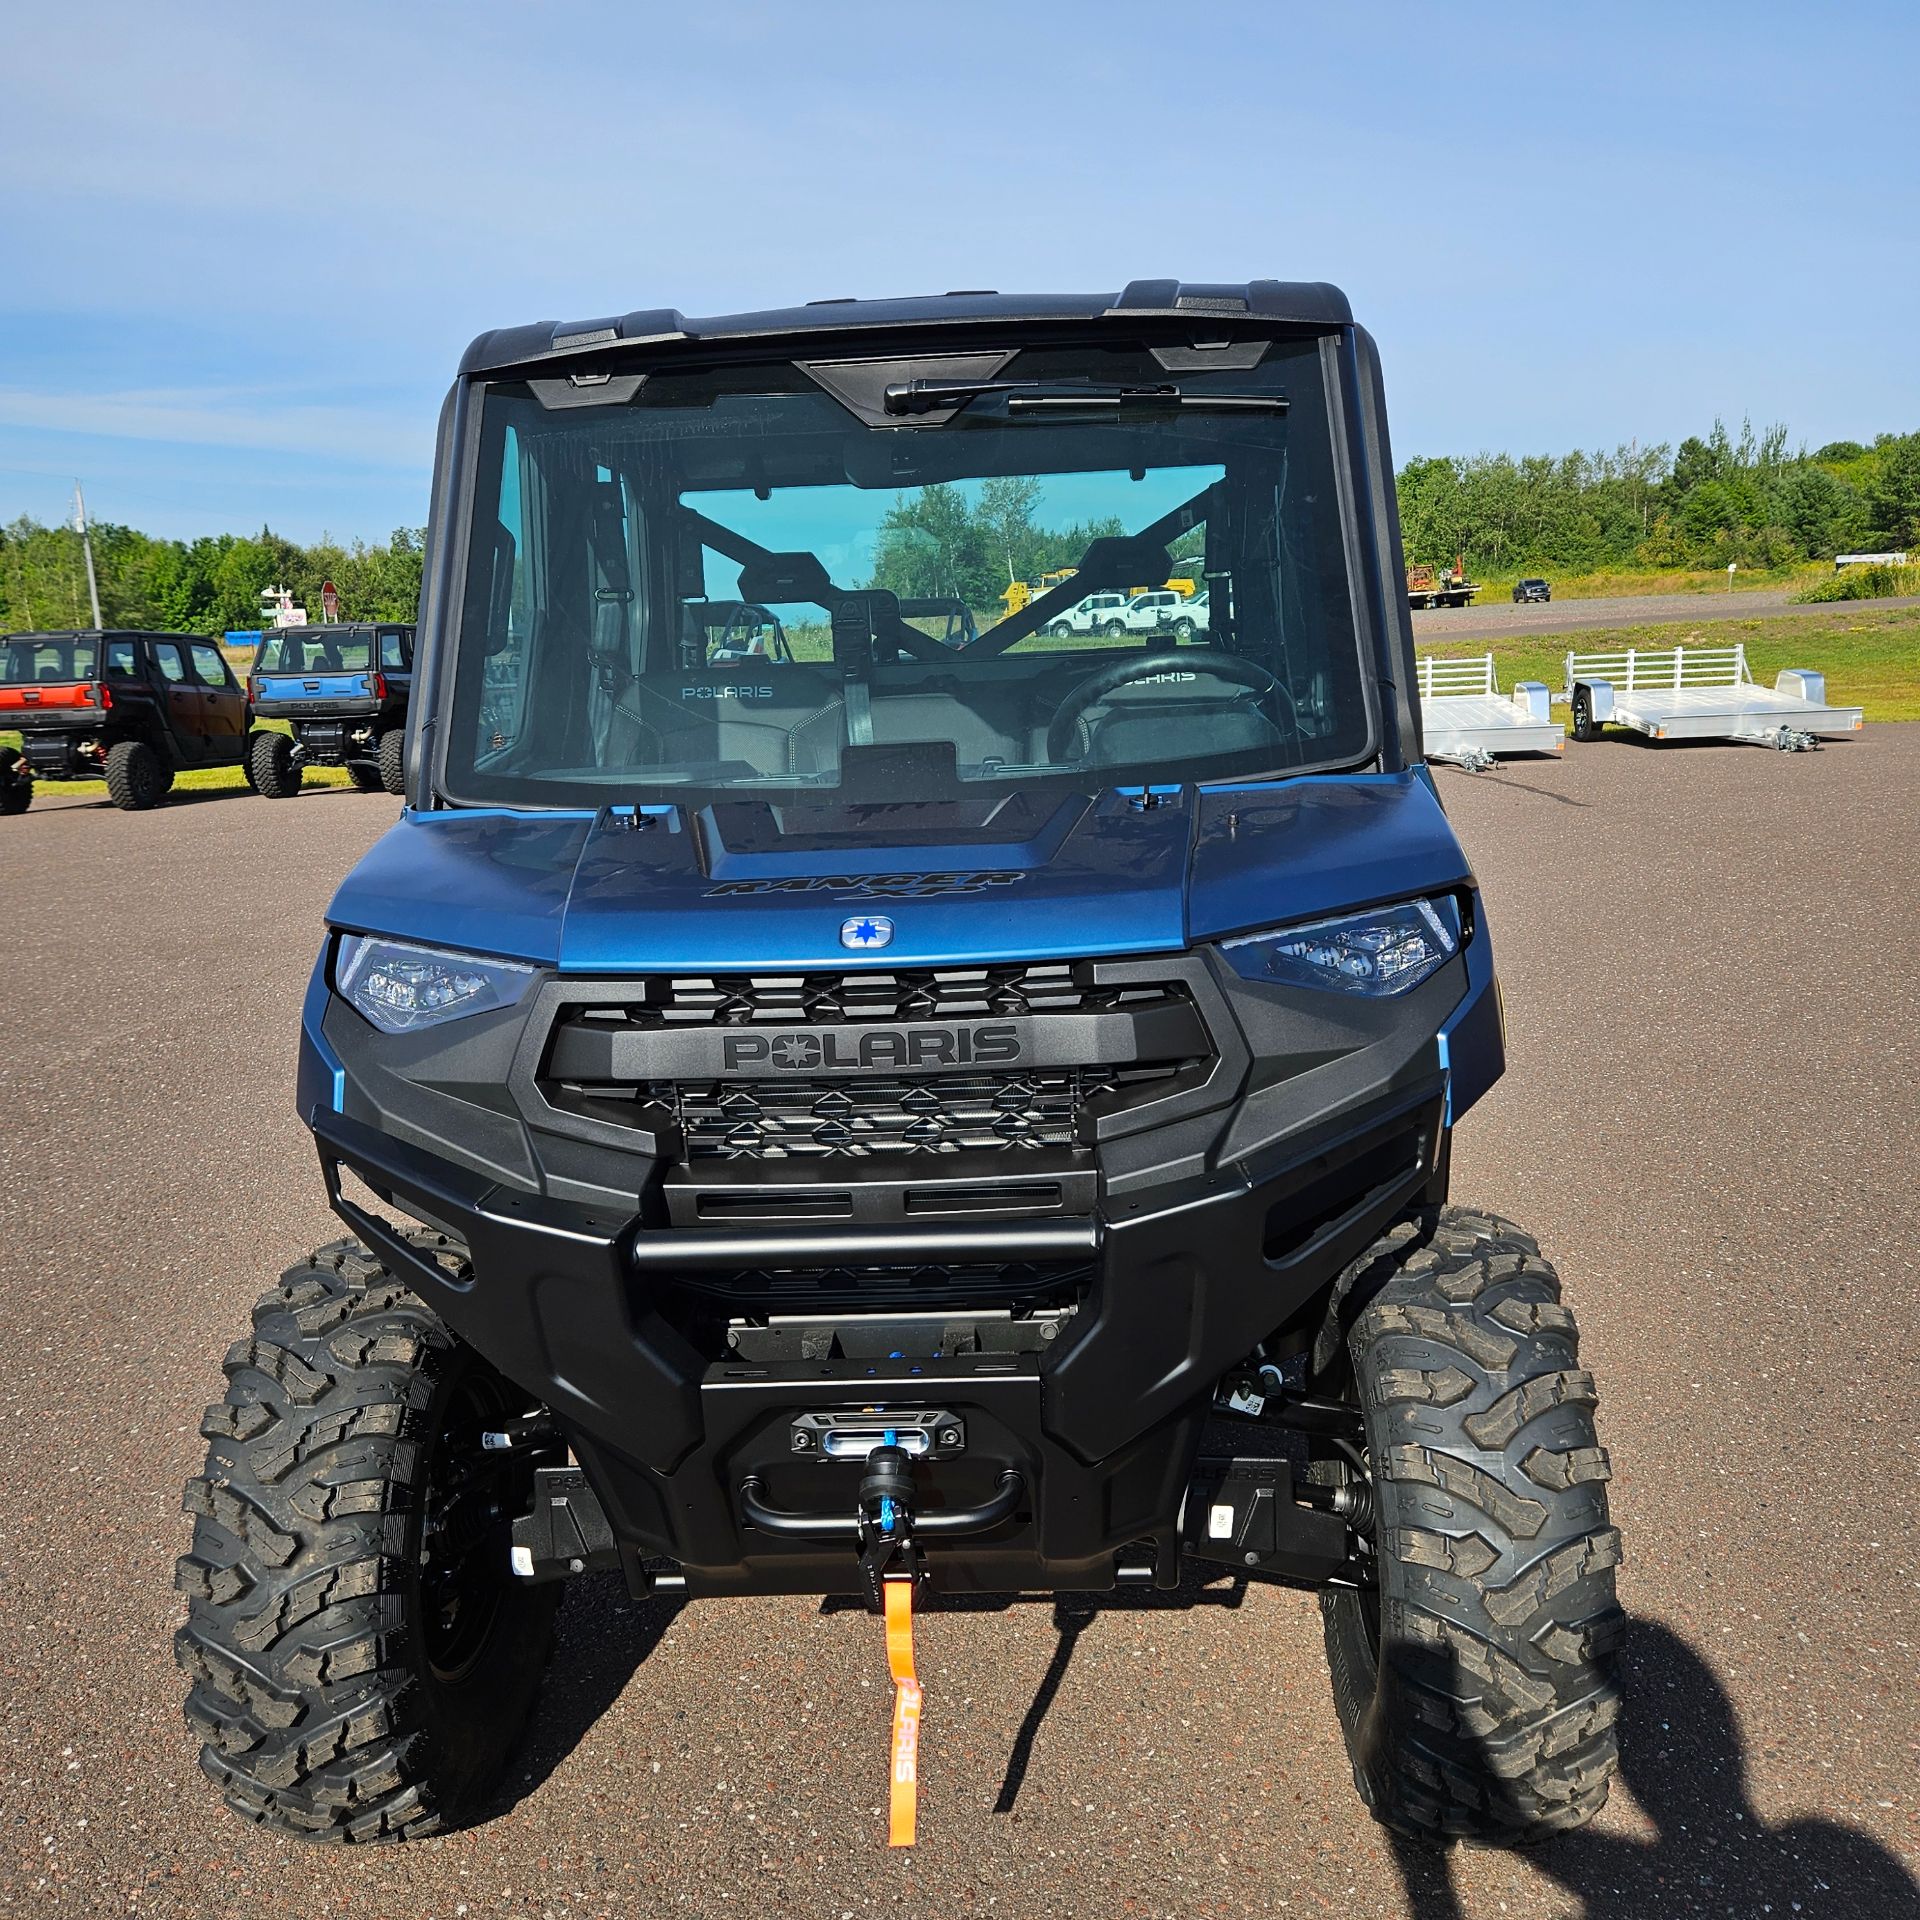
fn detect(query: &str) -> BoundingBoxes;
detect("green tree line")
[869,477,1206,609]
[5,415,1916,638]
[0,519,425,636]
[1397,421,1920,575]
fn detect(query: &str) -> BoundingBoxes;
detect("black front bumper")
[312,1070,1445,1597]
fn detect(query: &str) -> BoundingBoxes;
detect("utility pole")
[73,481,103,630]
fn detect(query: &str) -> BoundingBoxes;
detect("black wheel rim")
[415,1371,517,1683]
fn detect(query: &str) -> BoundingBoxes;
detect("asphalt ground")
[1410,587,1920,643]
[2,734,1917,1918]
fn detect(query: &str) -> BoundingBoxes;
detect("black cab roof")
[460,280,1354,376]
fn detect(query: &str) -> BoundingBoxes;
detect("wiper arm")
[881,378,1288,417]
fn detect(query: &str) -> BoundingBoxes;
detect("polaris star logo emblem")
[841,914,894,950]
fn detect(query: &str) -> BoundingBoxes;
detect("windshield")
[444,335,1372,807]
[2,637,98,684]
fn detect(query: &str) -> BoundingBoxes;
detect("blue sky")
[2,0,1914,544]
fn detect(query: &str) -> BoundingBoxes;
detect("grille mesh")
[663,1067,1174,1160]
[606,965,1176,1028]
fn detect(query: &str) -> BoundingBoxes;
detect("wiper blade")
[881,378,1287,417]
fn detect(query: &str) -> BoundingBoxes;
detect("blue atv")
[177,283,1621,1849]
[245,622,415,797]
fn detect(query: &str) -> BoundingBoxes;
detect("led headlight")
[335,934,536,1034]
[1222,895,1462,998]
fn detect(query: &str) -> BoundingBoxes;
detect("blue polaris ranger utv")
[246,622,416,796]
[177,282,1621,1850]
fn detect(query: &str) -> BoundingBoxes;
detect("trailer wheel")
[346,761,384,793]
[1570,689,1602,743]
[0,747,31,815]
[249,729,303,799]
[377,727,407,795]
[1316,1206,1622,1845]
[176,1238,562,1843]
[105,739,167,810]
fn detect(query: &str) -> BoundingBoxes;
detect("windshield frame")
[424,324,1392,812]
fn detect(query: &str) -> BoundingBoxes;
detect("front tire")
[346,761,384,793]
[105,738,166,810]
[1317,1207,1622,1845]
[176,1239,562,1841]
[249,729,303,799]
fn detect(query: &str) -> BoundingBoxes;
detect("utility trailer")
[1416,652,1563,768]
[1559,643,1863,750]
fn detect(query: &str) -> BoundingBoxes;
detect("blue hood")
[325,775,1472,971]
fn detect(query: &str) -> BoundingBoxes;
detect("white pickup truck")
[1045,589,1201,639]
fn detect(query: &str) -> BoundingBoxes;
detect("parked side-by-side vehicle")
[247,623,416,797]
[0,629,252,812]
[175,279,1623,1855]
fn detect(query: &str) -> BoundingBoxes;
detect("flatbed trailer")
[1417,653,1563,767]
[1558,643,1863,749]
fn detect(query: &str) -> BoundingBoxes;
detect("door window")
[151,643,189,683]
[189,643,233,688]
[105,640,140,678]
[380,631,410,670]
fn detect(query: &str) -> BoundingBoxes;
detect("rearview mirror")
[1075,535,1171,592]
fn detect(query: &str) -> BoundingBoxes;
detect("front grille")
[663,1065,1179,1160]
[538,963,1210,1165]
[606,964,1178,1028]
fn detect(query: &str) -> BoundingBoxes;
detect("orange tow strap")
[883,1573,922,1846]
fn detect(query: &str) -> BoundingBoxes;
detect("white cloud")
[0,386,427,466]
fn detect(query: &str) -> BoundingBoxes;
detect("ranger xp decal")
[705,871,1024,900]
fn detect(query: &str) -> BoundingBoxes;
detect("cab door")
[148,641,204,755]
[189,642,248,762]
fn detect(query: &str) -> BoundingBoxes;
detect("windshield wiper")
[881,378,1288,417]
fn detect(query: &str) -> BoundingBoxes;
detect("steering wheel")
[1045,651,1296,764]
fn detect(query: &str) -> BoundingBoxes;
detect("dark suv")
[0,629,251,812]
[1512,577,1552,604]
[247,623,415,797]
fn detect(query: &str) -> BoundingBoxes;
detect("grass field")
[0,714,355,799]
[1416,603,1920,722]
[1465,563,1824,602]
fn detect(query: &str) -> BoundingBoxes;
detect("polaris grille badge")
[841,914,894,950]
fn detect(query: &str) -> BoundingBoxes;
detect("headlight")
[1222,895,1461,998]
[335,934,536,1033]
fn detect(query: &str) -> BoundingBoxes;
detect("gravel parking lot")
[2,733,1917,1918]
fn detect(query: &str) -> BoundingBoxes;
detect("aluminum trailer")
[1559,643,1863,750]
[1417,653,1563,768]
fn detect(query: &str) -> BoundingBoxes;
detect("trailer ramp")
[1417,653,1563,767]
[1559,644,1863,748]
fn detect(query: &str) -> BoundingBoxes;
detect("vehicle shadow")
[1386,1615,1919,1918]
[479,1573,684,1821]
[1437,761,1591,806]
